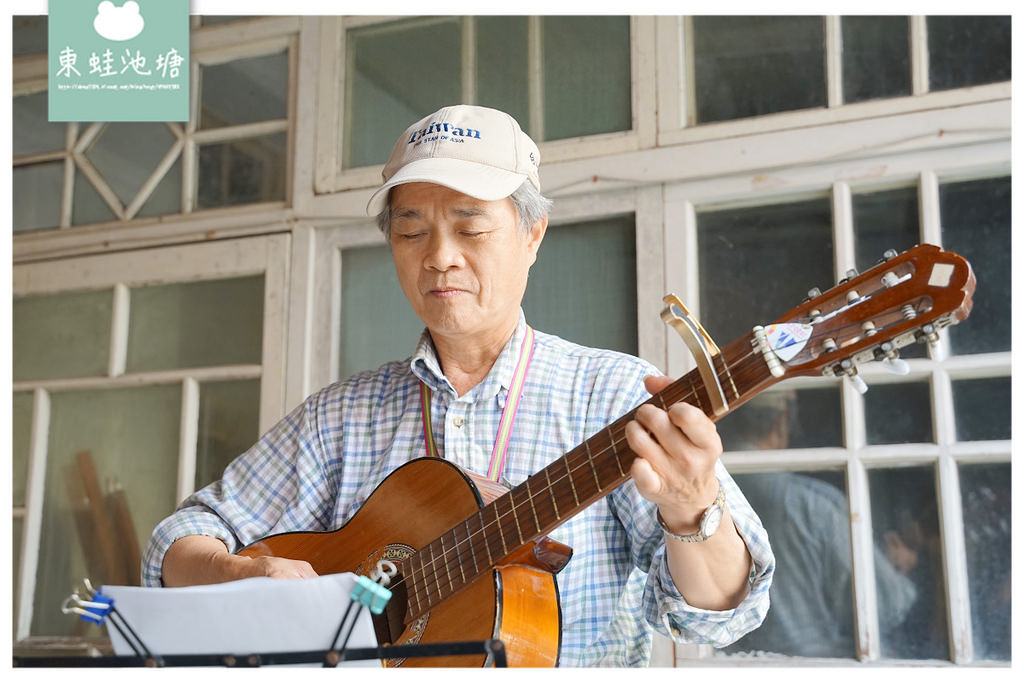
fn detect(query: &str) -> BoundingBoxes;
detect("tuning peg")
[846,373,869,394]
[914,323,940,346]
[883,249,898,260]
[882,357,911,375]
[807,287,822,299]
[834,359,869,394]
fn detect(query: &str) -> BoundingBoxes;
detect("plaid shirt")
[143,313,774,666]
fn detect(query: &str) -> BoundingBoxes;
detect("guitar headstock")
[753,244,975,389]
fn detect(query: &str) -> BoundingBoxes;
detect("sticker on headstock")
[764,323,813,362]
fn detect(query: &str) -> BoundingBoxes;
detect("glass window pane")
[13,15,48,57]
[476,17,530,132]
[13,393,34,508]
[958,462,1011,661]
[698,198,834,345]
[852,186,927,360]
[125,276,265,372]
[135,157,182,219]
[719,386,843,451]
[13,290,113,382]
[72,168,117,225]
[344,18,462,169]
[541,16,631,140]
[841,16,911,104]
[939,176,1011,355]
[196,380,262,489]
[83,123,177,207]
[693,16,826,124]
[952,377,1010,441]
[13,92,66,157]
[868,466,949,660]
[33,385,182,636]
[13,162,63,233]
[928,16,1011,92]
[864,381,933,445]
[723,470,856,658]
[524,214,637,354]
[340,243,424,380]
[195,133,287,209]
[199,51,288,129]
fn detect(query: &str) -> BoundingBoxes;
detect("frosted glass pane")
[345,18,462,169]
[340,244,424,379]
[523,214,636,354]
[196,380,262,489]
[865,381,933,445]
[698,198,834,345]
[13,162,63,233]
[541,16,631,140]
[13,15,47,57]
[126,276,264,372]
[724,470,855,658]
[13,393,34,508]
[694,16,826,123]
[200,51,288,129]
[928,16,1011,91]
[940,176,1011,355]
[959,462,1011,660]
[135,157,182,219]
[841,16,911,104]
[72,168,117,225]
[13,289,112,381]
[84,122,176,206]
[476,17,530,131]
[13,91,66,157]
[195,133,287,209]
[719,386,842,451]
[869,466,949,660]
[33,385,182,636]
[952,377,1011,441]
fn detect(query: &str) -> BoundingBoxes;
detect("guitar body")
[237,458,565,667]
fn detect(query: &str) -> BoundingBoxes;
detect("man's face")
[388,182,546,344]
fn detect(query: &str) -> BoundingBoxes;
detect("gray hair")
[375,180,553,241]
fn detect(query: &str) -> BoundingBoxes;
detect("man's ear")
[526,215,548,266]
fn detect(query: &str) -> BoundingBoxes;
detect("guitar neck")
[404,330,776,620]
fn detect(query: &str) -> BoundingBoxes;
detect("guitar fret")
[452,525,467,585]
[410,557,423,613]
[690,376,704,410]
[544,466,561,520]
[440,534,454,593]
[609,427,625,477]
[428,542,442,603]
[717,355,741,400]
[565,457,580,506]
[585,441,603,492]
[478,510,493,565]
[507,489,525,544]
[494,504,508,556]
[464,518,479,575]
[524,479,541,532]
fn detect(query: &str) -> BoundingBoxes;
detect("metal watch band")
[657,484,726,543]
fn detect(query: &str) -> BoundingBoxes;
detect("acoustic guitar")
[238,243,975,667]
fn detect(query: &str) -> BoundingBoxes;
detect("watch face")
[701,505,724,537]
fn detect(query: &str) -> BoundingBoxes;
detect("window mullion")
[177,377,200,502]
[16,388,51,641]
[825,16,843,108]
[527,16,544,141]
[847,454,881,661]
[936,448,974,663]
[462,17,476,104]
[109,283,130,378]
[910,16,929,95]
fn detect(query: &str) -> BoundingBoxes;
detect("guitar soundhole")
[357,543,428,667]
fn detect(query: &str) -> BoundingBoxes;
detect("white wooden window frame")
[11,234,291,643]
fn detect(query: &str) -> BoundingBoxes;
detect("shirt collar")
[410,310,530,400]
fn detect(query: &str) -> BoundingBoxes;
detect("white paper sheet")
[101,573,381,667]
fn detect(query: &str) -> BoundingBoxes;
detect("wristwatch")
[657,484,726,543]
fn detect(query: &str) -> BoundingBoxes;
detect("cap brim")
[365,157,529,216]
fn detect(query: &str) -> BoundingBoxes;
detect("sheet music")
[101,573,381,667]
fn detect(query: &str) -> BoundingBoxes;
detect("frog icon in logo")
[93,1,145,41]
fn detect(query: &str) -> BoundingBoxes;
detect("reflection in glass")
[542,16,631,140]
[33,385,182,636]
[196,133,287,209]
[939,176,1011,355]
[200,51,288,129]
[868,466,949,660]
[693,16,826,123]
[698,198,834,345]
[719,387,843,451]
[13,162,64,233]
[952,377,1011,442]
[928,16,1011,91]
[126,276,265,372]
[864,381,933,445]
[196,380,261,489]
[13,290,113,382]
[958,462,1011,661]
[841,16,911,104]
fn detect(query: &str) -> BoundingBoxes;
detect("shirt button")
[453,417,465,428]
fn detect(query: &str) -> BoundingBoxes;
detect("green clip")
[352,575,392,615]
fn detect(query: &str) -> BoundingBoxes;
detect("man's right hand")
[162,534,318,587]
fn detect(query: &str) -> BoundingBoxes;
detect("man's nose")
[424,231,463,270]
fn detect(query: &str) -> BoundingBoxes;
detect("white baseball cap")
[365,104,542,216]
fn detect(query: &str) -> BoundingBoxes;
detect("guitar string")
[399,290,923,608]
